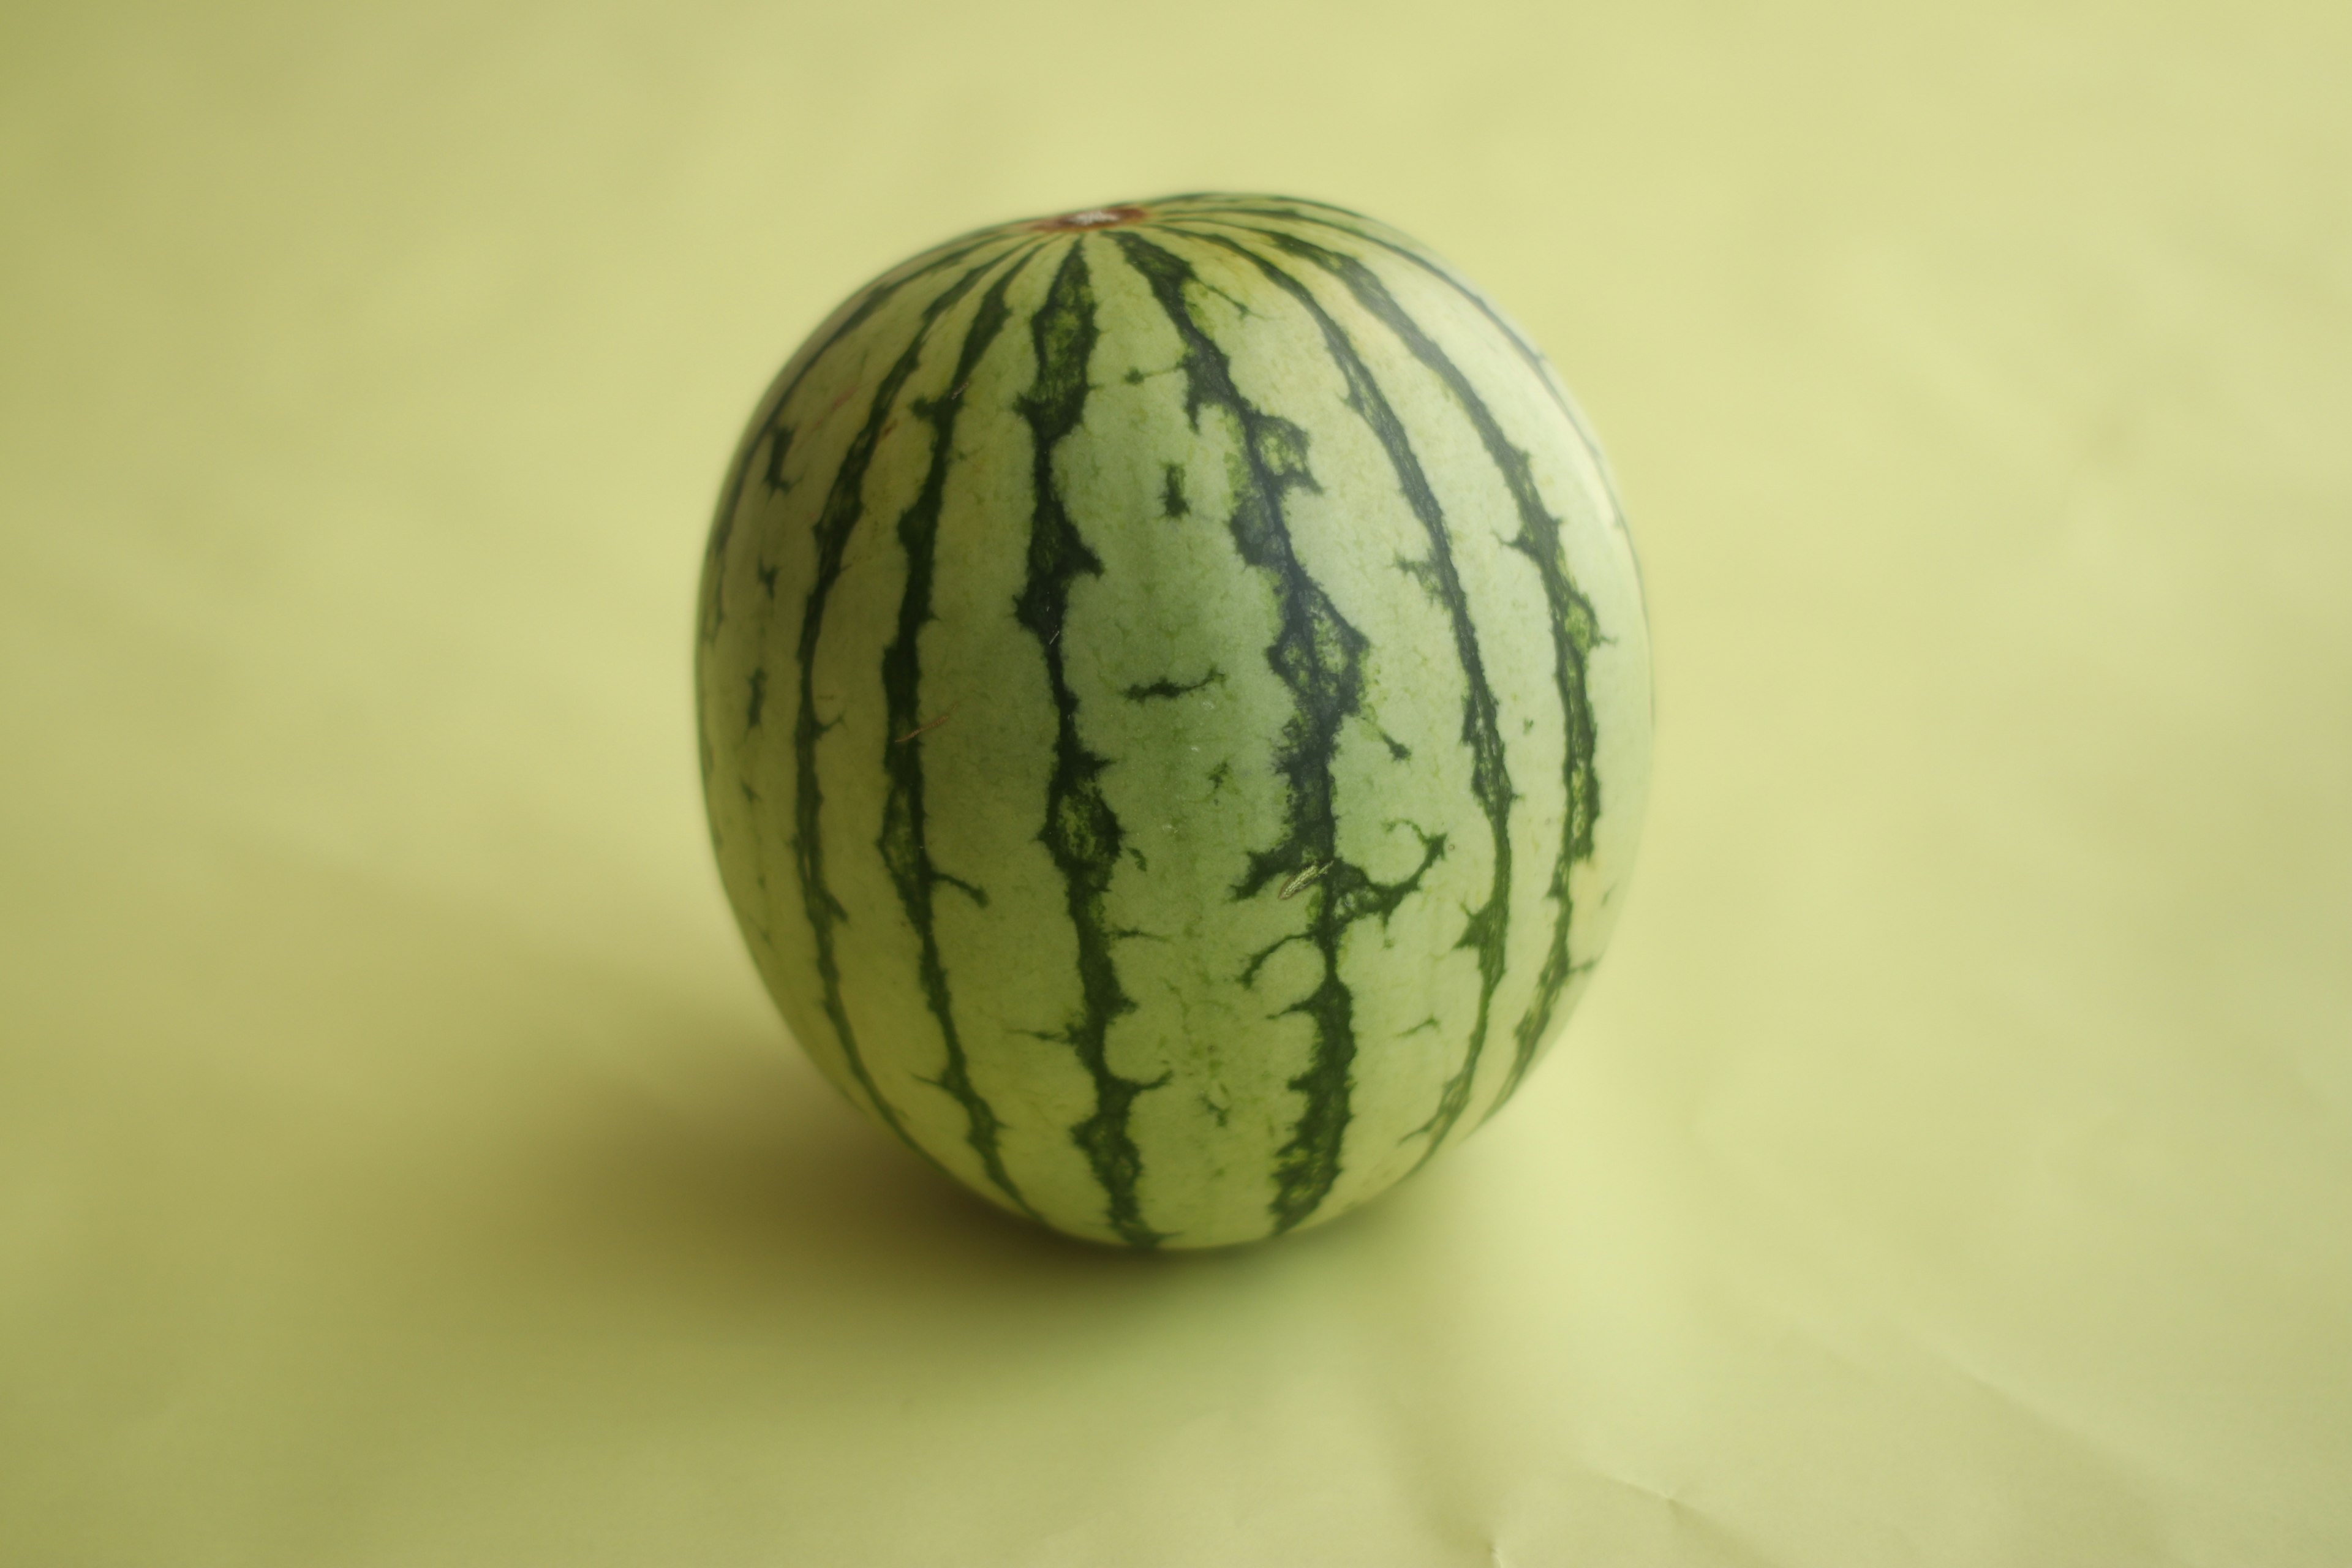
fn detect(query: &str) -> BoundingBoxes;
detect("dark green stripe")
[699,232,1011,649]
[1156,200,1554,394]
[1112,230,1417,1236]
[1159,198,1640,613]
[788,247,1023,1150]
[1012,239,1169,1248]
[1161,225,1516,1168]
[1212,222,1605,1120]
[878,247,1042,1220]
[1154,200,1621,492]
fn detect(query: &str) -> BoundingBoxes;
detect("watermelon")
[696,195,1651,1247]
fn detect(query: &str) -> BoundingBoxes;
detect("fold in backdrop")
[4,2,2348,1564]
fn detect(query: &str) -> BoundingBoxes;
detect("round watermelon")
[696,195,1651,1247]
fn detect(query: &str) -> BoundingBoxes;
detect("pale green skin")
[697,197,1651,1247]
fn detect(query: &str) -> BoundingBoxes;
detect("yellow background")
[5,2,2348,1562]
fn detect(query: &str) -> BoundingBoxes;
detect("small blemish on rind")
[1278,861,1330,901]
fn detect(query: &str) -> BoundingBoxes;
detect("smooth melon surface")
[697,195,1651,1246]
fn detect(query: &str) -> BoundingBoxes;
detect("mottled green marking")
[787,248,1023,1149]
[1112,230,1395,1235]
[1161,200,1618,478]
[1165,225,1517,1164]
[700,197,1645,1248]
[699,233,1006,647]
[1014,239,1169,1248]
[1122,666,1222,702]
[1234,224,1605,1116]
[877,248,1042,1219]
[1170,199,1645,617]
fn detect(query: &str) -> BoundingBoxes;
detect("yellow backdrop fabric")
[4,3,2348,1564]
